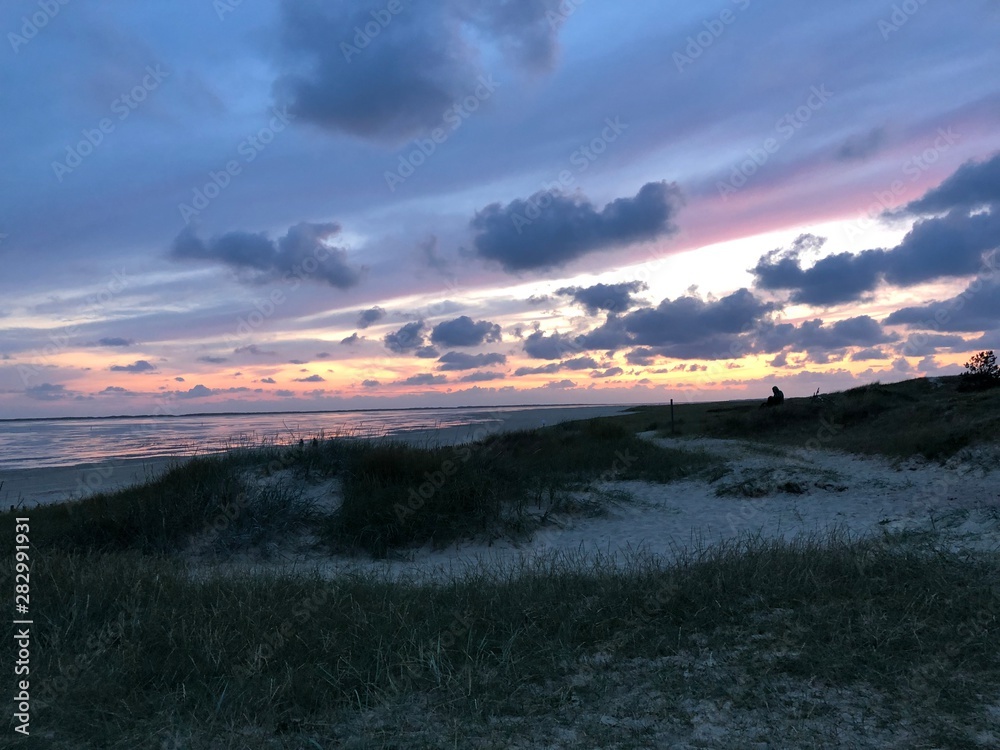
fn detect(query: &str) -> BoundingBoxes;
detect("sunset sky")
[2,0,999,418]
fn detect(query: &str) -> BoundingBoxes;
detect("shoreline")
[0,404,632,508]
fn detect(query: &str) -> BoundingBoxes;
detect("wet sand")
[0,405,633,508]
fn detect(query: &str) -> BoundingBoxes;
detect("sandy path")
[194,434,1000,581]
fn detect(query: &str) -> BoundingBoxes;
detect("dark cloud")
[591,367,624,379]
[904,152,1000,214]
[25,383,70,401]
[110,360,157,373]
[172,222,364,289]
[471,182,682,272]
[400,373,449,386]
[625,348,657,366]
[459,371,506,383]
[885,275,1000,332]
[95,337,134,347]
[234,344,277,357]
[98,386,135,396]
[522,330,584,360]
[341,333,362,345]
[752,240,884,306]
[384,321,426,353]
[362,379,381,388]
[514,357,598,376]
[850,347,889,361]
[197,356,229,364]
[753,160,1000,305]
[556,281,648,315]
[261,377,277,384]
[437,351,507,371]
[276,0,564,142]
[415,346,441,358]
[177,384,214,399]
[895,333,968,357]
[835,127,887,162]
[792,316,896,351]
[431,316,502,347]
[294,374,326,383]
[357,306,386,329]
[623,288,778,358]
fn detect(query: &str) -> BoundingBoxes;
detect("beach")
[0,404,629,508]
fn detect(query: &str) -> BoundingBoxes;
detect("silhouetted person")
[762,385,785,408]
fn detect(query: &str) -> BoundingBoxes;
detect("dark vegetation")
[7,534,999,748]
[2,374,999,747]
[609,374,1000,460]
[4,418,718,558]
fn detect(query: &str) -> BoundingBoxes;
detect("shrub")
[960,350,1000,391]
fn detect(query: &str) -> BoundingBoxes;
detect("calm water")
[0,406,571,470]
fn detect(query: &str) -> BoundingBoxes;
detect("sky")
[1,0,1000,419]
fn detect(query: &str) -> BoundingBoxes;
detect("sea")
[0,406,580,471]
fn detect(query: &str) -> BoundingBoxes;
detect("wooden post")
[670,398,675,434]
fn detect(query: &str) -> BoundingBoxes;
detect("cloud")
[835,127,886,162]
[437,351,507,371]
[110,360,157,373]
[522,330,584,360]
[177,384,214,399]
[25,383,70,401]
[556,281,648,315]
[275,0,566,142]
[234,344,277,357]
[622,288,778,358]
[471,181,682,272]
[197,356,229,364]
[294,374,326,382]
[341,333,362,345]
[431,316,502,347]
[261,377,277,384]
[514,357,598,376]
[357,306,386,329]
[903,152,1000,214]
[384,321,426,353]
[95,337,134,347]
[885,275,1000,332]
[172,222,364,289]
[850,347,889,361]
[275,390,295,398]
[459,371,506,383]
[591,367,624,379]
[97,386,137,396]
[625,348,657,366]
[753,159,1000,305]
[362,379,381,388]
[400,373,449,386]
[415,346,440,358]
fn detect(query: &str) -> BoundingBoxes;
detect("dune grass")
[1,418,720,558]
[12,533,1000,748]
[611,375,1000,460]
